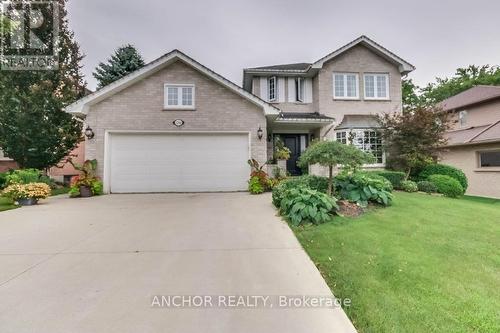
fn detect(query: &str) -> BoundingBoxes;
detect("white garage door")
[108,133,250,193]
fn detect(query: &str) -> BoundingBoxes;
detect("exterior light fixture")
[84,126,95,140]
[257,126,264,140]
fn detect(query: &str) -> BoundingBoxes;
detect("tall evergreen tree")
[0,0,85,169]
[93,45,145,89]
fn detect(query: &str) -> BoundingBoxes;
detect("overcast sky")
[67,0,500,91]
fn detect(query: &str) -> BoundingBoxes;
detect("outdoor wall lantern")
[84,126,95,140]
[257,126,264,140]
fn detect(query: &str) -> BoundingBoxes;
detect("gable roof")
[243,35,415,90]
[438,85,500,111]
[65,50,280,117]
[311,35,415,74]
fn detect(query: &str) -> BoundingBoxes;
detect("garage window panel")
[164,84,195,109]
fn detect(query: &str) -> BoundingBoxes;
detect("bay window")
[335,129,384,164]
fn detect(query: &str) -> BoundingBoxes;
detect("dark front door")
[283,135,302,176]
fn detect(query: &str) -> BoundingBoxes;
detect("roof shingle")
[438,85,500,111]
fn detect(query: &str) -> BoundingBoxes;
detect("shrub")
[0,172,7,189]
[91,180,104,195]
[401,180,418,192]
[248,176,265,194]
[417,180,437,194]
[335,173,393,207]
[366,170,406,189]
[271,175,330,208]
[247,159,270,193]
[428,174,464,198]
[2,183,51,200]
[359,172,393,192]
[279,186,338,226]
[5,169,42,185]
[419,164,468,191]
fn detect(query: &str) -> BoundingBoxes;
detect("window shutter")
[278,77,286,102]
[260,77,268,101]
[287,77,296,102]
[304,78,313,103]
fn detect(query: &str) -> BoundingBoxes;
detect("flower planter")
[17,198,38,206]
[79,186,93,198]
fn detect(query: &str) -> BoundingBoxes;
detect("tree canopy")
[298,140,375,195]
[403,65,500,111]
[0,0,85,169]
[93,44,145,89]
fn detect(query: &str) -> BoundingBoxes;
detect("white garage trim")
[103,130,252,193]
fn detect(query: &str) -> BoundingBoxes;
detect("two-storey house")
[243,36,415,175]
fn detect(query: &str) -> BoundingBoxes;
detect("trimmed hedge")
[428,175,464,198]
[419,164,468,191]
[417,181,438,194]
[401,180,418,192]
[365,170,406,189]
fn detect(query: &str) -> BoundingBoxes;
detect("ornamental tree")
[93,44,145,89]
[378,106,451,179]
[298,140,375,196]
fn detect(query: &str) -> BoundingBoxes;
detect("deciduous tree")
[378,107,450,179]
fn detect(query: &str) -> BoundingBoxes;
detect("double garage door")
[108,132,250,193]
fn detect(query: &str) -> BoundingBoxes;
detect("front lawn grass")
[293,192,500,333]
[0,196,17,212]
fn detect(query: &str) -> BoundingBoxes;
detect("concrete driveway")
[0,193,356,333]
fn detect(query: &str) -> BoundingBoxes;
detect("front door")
[282,135,302,176]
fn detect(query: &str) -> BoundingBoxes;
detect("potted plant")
[274,137,291,173]
[69,159,103,198]
[2,183,51,206]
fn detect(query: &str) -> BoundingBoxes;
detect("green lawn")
[0,196,17,212]
[293,192,500,333]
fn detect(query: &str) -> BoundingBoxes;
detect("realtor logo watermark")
[151,295,352,309]
[1,0,59,70]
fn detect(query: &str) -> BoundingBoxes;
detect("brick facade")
[85,60,267,178]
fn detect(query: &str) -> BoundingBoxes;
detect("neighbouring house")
[64,36,414,193]
[0,149,17,172]
[243,35,415,175]
[438,85,500,198]
[47,142,85,184]
[0,143,85,183]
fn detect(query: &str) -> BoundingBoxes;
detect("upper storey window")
[164,84,195,109]
[364,74,389,100]
[458,110,468,127]
[295,77,305,102]
[268,76,277,102]
[333,73,359,99]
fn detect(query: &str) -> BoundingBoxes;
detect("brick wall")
[85,60,268,178]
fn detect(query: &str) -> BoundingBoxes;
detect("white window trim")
[478,149,500,168]
[459,110,468,127]
[164,83,195,110]
[334,129,385,167]
[268,76,277,102]
[295,77,304,102]
[363,73,390,100]
[333,72,359,100]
